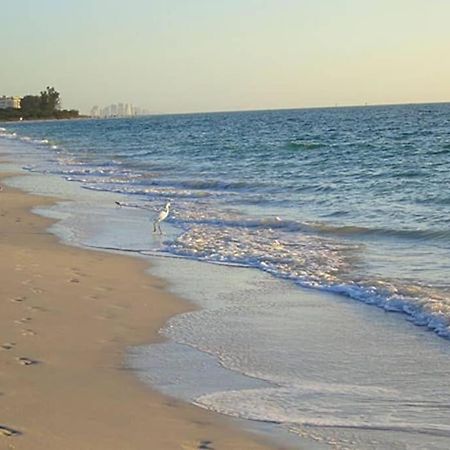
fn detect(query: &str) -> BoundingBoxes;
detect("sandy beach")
[0,173,284,450]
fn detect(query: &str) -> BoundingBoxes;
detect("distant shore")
[0,115,89,124]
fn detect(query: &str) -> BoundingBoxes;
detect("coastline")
[2,102,449,450]
[0,172,286,449]
[0,116,90,124]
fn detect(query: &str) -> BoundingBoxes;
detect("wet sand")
[0,173,288,449]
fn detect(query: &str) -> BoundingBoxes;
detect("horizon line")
[84,99,450,118]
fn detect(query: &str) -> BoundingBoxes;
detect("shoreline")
[0,171,288,449]
[0,116,90,124]
[2,103,450,450]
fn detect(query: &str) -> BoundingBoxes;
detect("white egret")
[153,201,171,234]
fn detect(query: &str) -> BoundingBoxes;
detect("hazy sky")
[1,0,450,114]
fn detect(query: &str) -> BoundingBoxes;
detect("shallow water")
[142,257,450,450]
[2,105,450,449]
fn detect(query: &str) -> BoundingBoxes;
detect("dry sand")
[0,174,289,450]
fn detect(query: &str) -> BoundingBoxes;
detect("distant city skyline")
[1,1,450,115]
[90,103,150,118]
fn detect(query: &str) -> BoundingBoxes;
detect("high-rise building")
[91,102,148,118]
[90,105,100,117]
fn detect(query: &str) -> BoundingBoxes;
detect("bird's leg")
[153,221,157,233]
[158,223,163,234]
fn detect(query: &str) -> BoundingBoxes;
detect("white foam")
[145,256,450,450]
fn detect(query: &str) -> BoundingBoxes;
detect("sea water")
[1,104,450,449]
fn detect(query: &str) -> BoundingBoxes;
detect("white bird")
[153,201,171,234]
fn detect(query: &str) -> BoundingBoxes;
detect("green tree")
[20,95,41,117]
[1,86,79,121]
[39,86,60,115]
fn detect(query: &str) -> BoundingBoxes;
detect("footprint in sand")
[21,281,44,295]
[16,357,40,366]
[21,329,36,336]
[181,441,214,450]
[30,288,43,295]
[0,424,21,437]
[1,343,15,351]
[69,278,80,283]
[10,296,26,303]
[14,317,32,325]
[26,305,47,312]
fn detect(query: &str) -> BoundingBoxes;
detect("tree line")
[0,87,79,121]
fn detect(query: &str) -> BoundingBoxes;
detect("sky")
[1,0,450,114]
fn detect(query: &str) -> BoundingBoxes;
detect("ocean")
[1,104,450,449]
